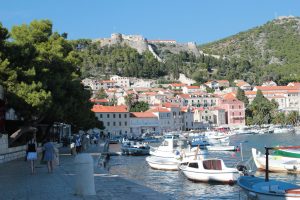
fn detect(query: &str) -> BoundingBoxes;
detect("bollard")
[74,153,96,196]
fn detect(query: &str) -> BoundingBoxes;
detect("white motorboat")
[145,156,180,171]
[179,158,240,183]
[234,126,253,135]
[149,134,207,159]
[121,139,150,156]
[206,145,238,151]
[252,148,300,173]
[239,146,300,199]
[272,125,295,134]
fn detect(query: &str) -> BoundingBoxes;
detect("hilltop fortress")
[94,33,222,61]
[94,33,148,54]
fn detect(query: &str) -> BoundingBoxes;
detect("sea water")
[107,133,300,199]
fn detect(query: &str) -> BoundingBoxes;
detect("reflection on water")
[106,134,300,199]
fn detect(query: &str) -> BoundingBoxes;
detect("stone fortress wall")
[94,33,223,61]
[95,33,148,54]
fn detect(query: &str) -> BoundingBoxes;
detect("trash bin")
[74,153,96,196]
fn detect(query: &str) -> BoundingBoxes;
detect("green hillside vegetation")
[73,40,252,84]
[200,17,300,85]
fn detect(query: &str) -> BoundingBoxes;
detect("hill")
[200,16,300,84]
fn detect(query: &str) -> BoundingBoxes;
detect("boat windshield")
[188,162,199,169]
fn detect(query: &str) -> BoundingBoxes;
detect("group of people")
[70,133,100,155]
[26,135,58,174]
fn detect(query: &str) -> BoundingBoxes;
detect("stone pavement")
[0,141,172,200]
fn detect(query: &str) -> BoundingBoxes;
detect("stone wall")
[0,134,26,164]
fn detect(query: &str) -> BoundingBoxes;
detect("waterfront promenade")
[0,141,171,200]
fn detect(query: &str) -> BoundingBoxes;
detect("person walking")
[43,138,55,173]
[26,137,37,174]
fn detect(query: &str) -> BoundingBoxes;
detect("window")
[119,114,121,118]
[124,114,127,118]
[119,122,121,126]
[188,162,199,168]
[100,114,103,118]
[113,122,116,126]
[107,122,110,126]
[203,160,222,170]
[107,114,110,118]
[125,122,127,126]
[113,114,116,118]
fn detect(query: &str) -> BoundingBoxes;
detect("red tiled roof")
[130,112,157,118]
[178,94,191,98]
[146,107,170,113]
[218,80,229,83]
[163,102,180,108]
[255,86,300,91]
[288,82,300,87]
[185,86,199,89]
[223,92,236,100]
[236,81,250,87]
[91,105,128,113]
[170,83,186,87]
[90,98,109,103]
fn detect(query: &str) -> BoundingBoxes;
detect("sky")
[0,0,300,45]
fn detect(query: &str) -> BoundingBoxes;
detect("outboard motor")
[236,164,248,176]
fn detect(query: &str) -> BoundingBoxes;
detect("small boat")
[109,136,121,144]
[145,156,181,171]
[274,148,300,159]
[179,158,240,183]
[150,134,207,159]
[252,148,300,173]
[206,145,238,151]
[272,125,295,134]
[121,140,150,156]
[238,176,300,200]
[238,146,300,199]
[189,135,211,148]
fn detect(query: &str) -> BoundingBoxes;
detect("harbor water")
[106,133,300,199]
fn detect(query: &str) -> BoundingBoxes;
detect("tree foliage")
[130,101,149,112]
[0,20,101,132]
[247,90,278,125]
[236,88,249,107]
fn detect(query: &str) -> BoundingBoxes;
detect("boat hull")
[146,156,179,171]
[121,147,149,156]
[181,169,239,183]
[238,176,300,200]
[252,148,300,173]
[206,145,237,151]
[274,149,300,159]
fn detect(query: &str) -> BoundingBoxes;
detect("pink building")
[218,93,245,128]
